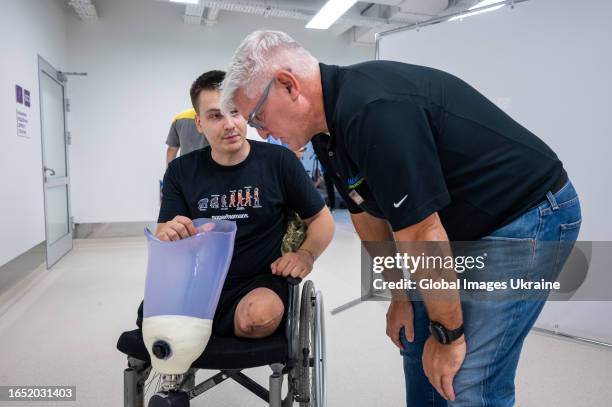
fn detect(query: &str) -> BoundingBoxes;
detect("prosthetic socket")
[142,218,236,374]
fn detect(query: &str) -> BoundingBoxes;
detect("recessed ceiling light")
[449,0,506,22]
[169,0,200,5]
[306,0,358,30]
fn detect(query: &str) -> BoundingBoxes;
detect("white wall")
[66,0,373,224]
[0,0,68,267]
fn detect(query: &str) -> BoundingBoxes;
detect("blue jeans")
[400,181,581,406]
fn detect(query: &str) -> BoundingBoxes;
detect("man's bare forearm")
[166,146,179,166]
[394,213,463,330]
[350,211,394,241]
[410,243,463,329]
[351,212,409,301]
[300,207,335,260]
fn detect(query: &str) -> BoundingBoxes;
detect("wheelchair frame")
[122,279,326,407]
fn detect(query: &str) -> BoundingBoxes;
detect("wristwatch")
[429,321,464,345]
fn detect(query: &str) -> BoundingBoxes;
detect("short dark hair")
[190,70,226,112]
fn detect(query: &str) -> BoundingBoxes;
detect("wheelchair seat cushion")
[116,329,288,370]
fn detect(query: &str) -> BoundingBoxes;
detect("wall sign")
[16,84,31,138]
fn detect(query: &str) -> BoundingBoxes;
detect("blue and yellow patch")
[347,174,364,190]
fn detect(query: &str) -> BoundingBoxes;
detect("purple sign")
[15,85,23,104]
[24,89,31,107]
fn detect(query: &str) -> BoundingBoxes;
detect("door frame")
[37,55,73,268]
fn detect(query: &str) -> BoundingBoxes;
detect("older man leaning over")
[219,30,581,407]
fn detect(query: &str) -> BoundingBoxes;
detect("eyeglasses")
[247,78,274,130]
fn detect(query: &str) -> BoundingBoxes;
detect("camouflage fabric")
[281,212,307,255]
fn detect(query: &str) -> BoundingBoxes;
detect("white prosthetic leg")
[142,218,236,406]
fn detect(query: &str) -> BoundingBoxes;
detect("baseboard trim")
[74,222,157,239]
[0,242,46,299]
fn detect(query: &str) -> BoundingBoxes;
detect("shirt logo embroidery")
[393,194,409,208]
[347,173,364,190]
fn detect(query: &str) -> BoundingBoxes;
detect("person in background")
[294,145,307,161]
[165,106,209,166]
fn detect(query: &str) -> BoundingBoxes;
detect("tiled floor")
[0,210,611,406]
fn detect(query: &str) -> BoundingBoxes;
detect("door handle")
[44,167,56,176]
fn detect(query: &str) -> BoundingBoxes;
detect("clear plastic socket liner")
[143,218,237,320]
[142,218,237,374]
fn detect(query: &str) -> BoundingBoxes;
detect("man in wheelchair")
[122,70,334,406]
[139,68,334,337]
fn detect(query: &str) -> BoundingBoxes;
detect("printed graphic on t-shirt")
[197,186,262,220]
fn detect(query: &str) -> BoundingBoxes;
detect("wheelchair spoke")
[144,371,161,398]
[144,373,155,394]
[155,372,162,393]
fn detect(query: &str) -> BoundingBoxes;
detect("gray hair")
[221,30,318,113]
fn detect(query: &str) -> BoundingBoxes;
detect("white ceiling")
[68,0,484,45]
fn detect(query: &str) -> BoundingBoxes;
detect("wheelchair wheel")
[297,281,326,407]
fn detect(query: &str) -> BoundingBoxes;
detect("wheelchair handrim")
[314,289,326,407]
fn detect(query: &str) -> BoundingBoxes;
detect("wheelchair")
[116,278,326,407]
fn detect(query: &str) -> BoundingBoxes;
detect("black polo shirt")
[312,61,565,240]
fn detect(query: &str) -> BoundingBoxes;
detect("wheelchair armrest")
[285,277,302,360]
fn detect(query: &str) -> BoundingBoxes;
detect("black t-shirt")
[158,141,324,287]
[313,61,564,240]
